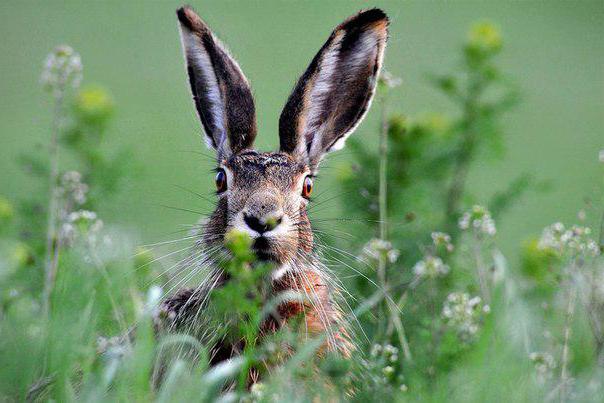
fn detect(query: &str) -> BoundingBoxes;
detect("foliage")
[331,20,603,401]
[1,22,603,403]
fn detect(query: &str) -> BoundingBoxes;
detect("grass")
[1,4,604,402]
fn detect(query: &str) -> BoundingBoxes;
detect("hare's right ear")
[279,9,388,173]
[177,6,257,159]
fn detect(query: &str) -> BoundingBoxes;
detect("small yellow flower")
[0,196,14,222]
[417,113,451,137]
[12,243,33,267]
[74,84,115,124]
[388,114,407,140]
[468,21,502,52]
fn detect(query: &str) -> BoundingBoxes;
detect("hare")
[157,5,388,368]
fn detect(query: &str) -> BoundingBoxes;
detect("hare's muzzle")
[246,215,286,262]
[240,191,286,237]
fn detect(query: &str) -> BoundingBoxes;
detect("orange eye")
[302,176,313,198]
[215,169,227,193]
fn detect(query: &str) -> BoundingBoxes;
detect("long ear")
[177,6,257,159]
[279,9,388,172]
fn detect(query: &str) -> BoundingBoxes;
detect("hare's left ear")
[279,9,388,172]
[177,6,257,159]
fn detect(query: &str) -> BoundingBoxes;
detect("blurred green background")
[1,0,602,256]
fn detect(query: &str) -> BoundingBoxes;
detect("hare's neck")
[268,259,350,355]
[270,242,320,279]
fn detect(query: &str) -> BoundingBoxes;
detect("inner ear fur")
[278,8,389,172]
[177,6,257,158]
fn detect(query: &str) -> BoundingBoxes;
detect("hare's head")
[177,6,388,268]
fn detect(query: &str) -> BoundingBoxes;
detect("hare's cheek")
[292,195,309,211]
[227,210,245,231]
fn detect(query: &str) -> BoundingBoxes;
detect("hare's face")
[218,151,311,263]
[177,6,388,266]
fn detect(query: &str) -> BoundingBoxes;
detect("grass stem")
[559,278,577,402]
[42,93,64,317]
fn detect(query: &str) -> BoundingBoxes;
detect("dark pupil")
[305,178,312,193]
[216,171,225,189]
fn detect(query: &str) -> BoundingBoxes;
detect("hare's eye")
[302,176,313,198]
[215,169,227,193]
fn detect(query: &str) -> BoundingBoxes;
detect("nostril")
[265,216,283,232]
[244,214,265,234]
[243,214,282,234]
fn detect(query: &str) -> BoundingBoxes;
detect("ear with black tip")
[279,8,389,172]
[177,6,257,159]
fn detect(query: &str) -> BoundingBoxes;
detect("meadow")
[0,1,603,402]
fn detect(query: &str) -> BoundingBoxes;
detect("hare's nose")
[243,213,283,234]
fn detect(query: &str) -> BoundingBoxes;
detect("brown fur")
[157,4,388,380]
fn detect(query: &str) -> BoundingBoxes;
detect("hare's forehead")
[225,151,307,184]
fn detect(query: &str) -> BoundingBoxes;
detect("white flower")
[382,366,395,376]
[97,335,128,357]
[60,222,76,245]
[459,205,496,237]
[370,343,399,365]
[538,222,566,251]
[59,171,88,206]
[529,351,556,384]
[538,222,600,257]
[361,238,400,264]
[68,210,97,223]
[387,249,400,264]
[250,382,266,400]
[379,70,402,89]
[413,256,450,279]
[60,209,103,246]
[442,292,487,342]
[431,231,454,252]
[40,45,83,98]
[384,344,398,356]
[370,343,383,357]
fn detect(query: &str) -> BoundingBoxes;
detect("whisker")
[134,243,197,273]
[173,184,217,205]
[159,204,210,216]
[139,234,200,249]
